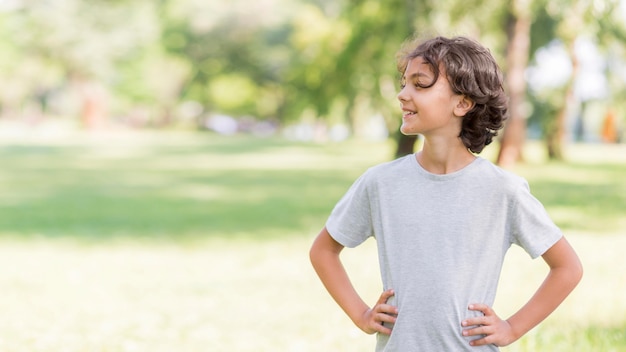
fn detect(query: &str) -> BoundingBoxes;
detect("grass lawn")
[0,131,624,351]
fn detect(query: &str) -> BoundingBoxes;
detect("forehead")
[404,57,436,76]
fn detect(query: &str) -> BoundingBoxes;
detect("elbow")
[553,237,584,288]
[309,244,319,267]
[572,257,583,286]
[562,255,583,290]
[309,240,333,277]
[309,227,343,269]
[570,246,584,286]
[309,237,326,269]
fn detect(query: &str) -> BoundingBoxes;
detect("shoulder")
[362,154,414,181]
[473,158,529,193]
[368,154,414,174]
[339,155,412,196]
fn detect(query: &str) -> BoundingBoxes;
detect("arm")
[309,227,398,335]
[462,236,583,346]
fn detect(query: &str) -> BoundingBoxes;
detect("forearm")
[506,267,580,338]
[309,231,369,327]
[507,238,583,340]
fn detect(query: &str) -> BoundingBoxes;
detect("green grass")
[0,132,624,351]
[514,160,626,234]
[2,134,624,240]
[0,133,390,241]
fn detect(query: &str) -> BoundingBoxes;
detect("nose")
[397,86,409,102]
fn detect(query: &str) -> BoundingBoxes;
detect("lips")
[402,110,416,118]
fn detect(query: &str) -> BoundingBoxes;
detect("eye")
[415,76,435,89]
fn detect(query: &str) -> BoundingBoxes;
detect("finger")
[468,303,493,316]
[376,303,398,315]
[377,289,395,304]
[376,324,393,335]
[369,314,394,335]
[469,336,491,347]
[461,316,485,328]
[376,312,397,324]
[462,325,493,337]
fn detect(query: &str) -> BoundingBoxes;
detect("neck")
[416,138,476,174]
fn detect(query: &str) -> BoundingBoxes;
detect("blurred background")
[0,0,625,157]
[0,0,625,351]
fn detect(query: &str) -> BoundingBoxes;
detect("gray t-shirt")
[326,155,562,351]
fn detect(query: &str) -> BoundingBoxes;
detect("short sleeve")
[510,180,562,259]
[326,171,375,248]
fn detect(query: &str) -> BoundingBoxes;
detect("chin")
[400,125,419,136]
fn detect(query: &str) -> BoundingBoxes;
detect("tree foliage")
[0,0,624,154]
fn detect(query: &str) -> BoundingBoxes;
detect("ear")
[454,95,475,117]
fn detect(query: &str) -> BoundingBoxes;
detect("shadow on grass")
[1,137,623,242]
[0,169,357,242]
[524,162,626,233]
[0,135,365,242]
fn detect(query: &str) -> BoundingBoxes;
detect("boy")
[309,36,582,351]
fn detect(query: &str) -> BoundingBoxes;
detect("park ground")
[0,131,624,351]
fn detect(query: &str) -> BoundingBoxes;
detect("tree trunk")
[496,1,531,167]
[393,0,421,158]
[547,40,578,160]
[545,127,562,160]
[395,133,419,158]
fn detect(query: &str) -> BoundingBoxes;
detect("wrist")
[353,307,375,334]
[504,318,524,343]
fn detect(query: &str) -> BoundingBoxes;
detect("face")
[397,58,466,137]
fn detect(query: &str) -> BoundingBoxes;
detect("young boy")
[309,36,582,351]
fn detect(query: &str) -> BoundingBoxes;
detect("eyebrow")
[402,72,431,80]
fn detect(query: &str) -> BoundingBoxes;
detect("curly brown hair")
[397,36,508,153]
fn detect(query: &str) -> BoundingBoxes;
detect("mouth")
[402,110,416,118]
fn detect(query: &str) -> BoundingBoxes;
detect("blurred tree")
[528,0,626,159]
[496,0,533,166]
[286,0,428,153]
[285,2,350,121]
[586,0,626,144]
[2,0,625,144]
[0,6,62,121]
[3,1,137,125]
[0,0,184,128]
[161,0,296,123]
[114,44,191,127]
